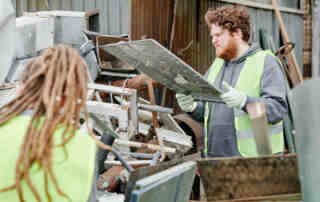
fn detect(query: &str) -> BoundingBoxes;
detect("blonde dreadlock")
[0,44,90,202]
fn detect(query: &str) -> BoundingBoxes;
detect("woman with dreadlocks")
[0,44,109,202]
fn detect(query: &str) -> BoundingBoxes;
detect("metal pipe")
[105,160,151,166]
[110,150,134,172]
[119,152,155,159]
[138,103,173,114]
[150,152,161,166]
[115,139,176,153]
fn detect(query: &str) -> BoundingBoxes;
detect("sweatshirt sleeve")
[244,54,288,124]
[189,69,211,122]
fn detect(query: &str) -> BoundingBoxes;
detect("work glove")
[176,93,197,112]
[220,82,247,109]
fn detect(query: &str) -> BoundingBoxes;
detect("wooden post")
[272,0,304,83]
[247,102,272,156]
[313,0,320,77]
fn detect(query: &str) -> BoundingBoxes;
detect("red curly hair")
[205,5,251,42]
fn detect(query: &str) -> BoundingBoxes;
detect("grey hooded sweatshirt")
[191,43,288,158]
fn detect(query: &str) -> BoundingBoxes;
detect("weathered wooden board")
[102,39,223,103]
[197,154,300,201]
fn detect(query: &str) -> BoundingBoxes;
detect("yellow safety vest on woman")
[0,115,96,201]
[204,50,284,157]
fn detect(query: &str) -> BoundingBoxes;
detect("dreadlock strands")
[0,86,41,121]
[24,172,41,202]
[0,44,90,202]
[44,171,52,202]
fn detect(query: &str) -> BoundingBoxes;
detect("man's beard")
[216,39,238,61]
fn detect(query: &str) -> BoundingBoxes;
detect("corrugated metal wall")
[197,1,304,74]
[130,0,304,75]
[12,0,130,35]
[12,0,304,73]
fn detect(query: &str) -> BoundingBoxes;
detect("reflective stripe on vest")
[204,50,284,157]
[237,122,283,139]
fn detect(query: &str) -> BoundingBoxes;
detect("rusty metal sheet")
[102,39,223,103]
[197,154,300,201]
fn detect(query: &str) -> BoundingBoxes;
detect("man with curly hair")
[176,5,287,158]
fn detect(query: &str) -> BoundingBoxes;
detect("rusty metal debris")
[6,7,197,202]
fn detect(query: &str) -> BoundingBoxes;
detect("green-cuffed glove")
[220,81,247,109]
[176,93,197,112]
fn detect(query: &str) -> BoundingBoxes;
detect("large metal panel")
[129,161,196,202]
[125,153,200,202]
[290,78,320,202]
[103,39,223,102]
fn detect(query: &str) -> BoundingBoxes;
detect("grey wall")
[12,0,130,35]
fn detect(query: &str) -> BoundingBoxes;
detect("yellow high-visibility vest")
[204,50,284,157]
[0,115,96,201]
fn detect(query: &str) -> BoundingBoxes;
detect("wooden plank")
[197,154,300,201]
[216,0,304,15]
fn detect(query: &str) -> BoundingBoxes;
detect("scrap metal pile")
[1,10,194,199]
